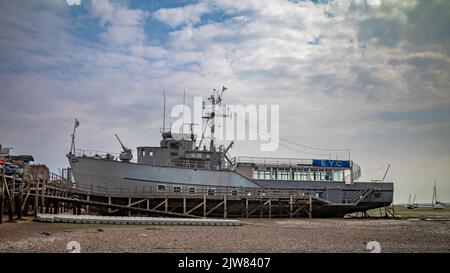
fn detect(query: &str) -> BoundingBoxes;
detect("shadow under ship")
[67,89,394,218]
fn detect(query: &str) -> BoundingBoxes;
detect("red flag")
[75,118,79,128]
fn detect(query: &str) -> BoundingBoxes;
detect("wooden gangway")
[26,182,314,219]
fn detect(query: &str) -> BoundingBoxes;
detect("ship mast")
[200,87,227,151]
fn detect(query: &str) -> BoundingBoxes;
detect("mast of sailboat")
[434,180,439,205]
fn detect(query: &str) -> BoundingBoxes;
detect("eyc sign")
[312,160,351,168]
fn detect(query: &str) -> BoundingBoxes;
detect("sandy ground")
[1,216,449,253]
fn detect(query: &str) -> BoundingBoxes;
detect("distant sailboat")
[432,180,445,209]
[406,194,414,209]
[406,193,418,209]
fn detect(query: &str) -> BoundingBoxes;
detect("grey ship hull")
[69,156,394,217]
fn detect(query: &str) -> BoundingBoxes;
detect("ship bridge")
[235,156,361,184]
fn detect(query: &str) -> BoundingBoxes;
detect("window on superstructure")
[188,187,196,194]
[253,169,259,179]
[207,188,216,196]
[280,168,288,180]
[301,171,308,181]
[319,171,325,181]
[264,169,271,180]
[294,169,301,180]
[231,190,238,196]
[174,186,182,193]
[291,168,296,180]
[157,184,166,192]
[258,170,265,179]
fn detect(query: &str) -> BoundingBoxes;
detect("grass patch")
[348,205,450,219]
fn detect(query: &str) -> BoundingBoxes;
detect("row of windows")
[186,153,211,159]
[252,167,345,181]
[157,184,237,195]
[139,149,154,157]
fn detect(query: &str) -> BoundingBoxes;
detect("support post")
[268,199,272,219]
[183,197,186,215]
[203,195,206,218]
[17,191,23,219]
[34,182,39,217]
[86,195,90,215]
[41,181,45,214]
[128,197,132,216]
[309,196,312,219]
[223,195,227,219]
[260,196,263,218]
[165,197,168,213]
[245,198,249,218]
[289,195,293,218]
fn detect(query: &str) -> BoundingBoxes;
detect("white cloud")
[90,0,148,46]
[153,1,210,28]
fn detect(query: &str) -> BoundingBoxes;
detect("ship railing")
[344,162,361,183]
[237,156,313,167]
[166,159,209,170]
[73,149,122,161]
[69,182,310,199]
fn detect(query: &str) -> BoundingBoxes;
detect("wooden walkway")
[2,170,315,222]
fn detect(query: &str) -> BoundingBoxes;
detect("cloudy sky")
[0,0,449,203]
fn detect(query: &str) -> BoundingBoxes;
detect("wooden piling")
[260,196,263,218]
[128,197,132,216]
[203,195,206,217]
[289,195,293,218]
[34,181,39,217]
[223,195,227,219]
[268,199,272,219]
[17,190,23,219]
[309,196,312,219]
[87,195,90,214]
[245,198,249,218]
